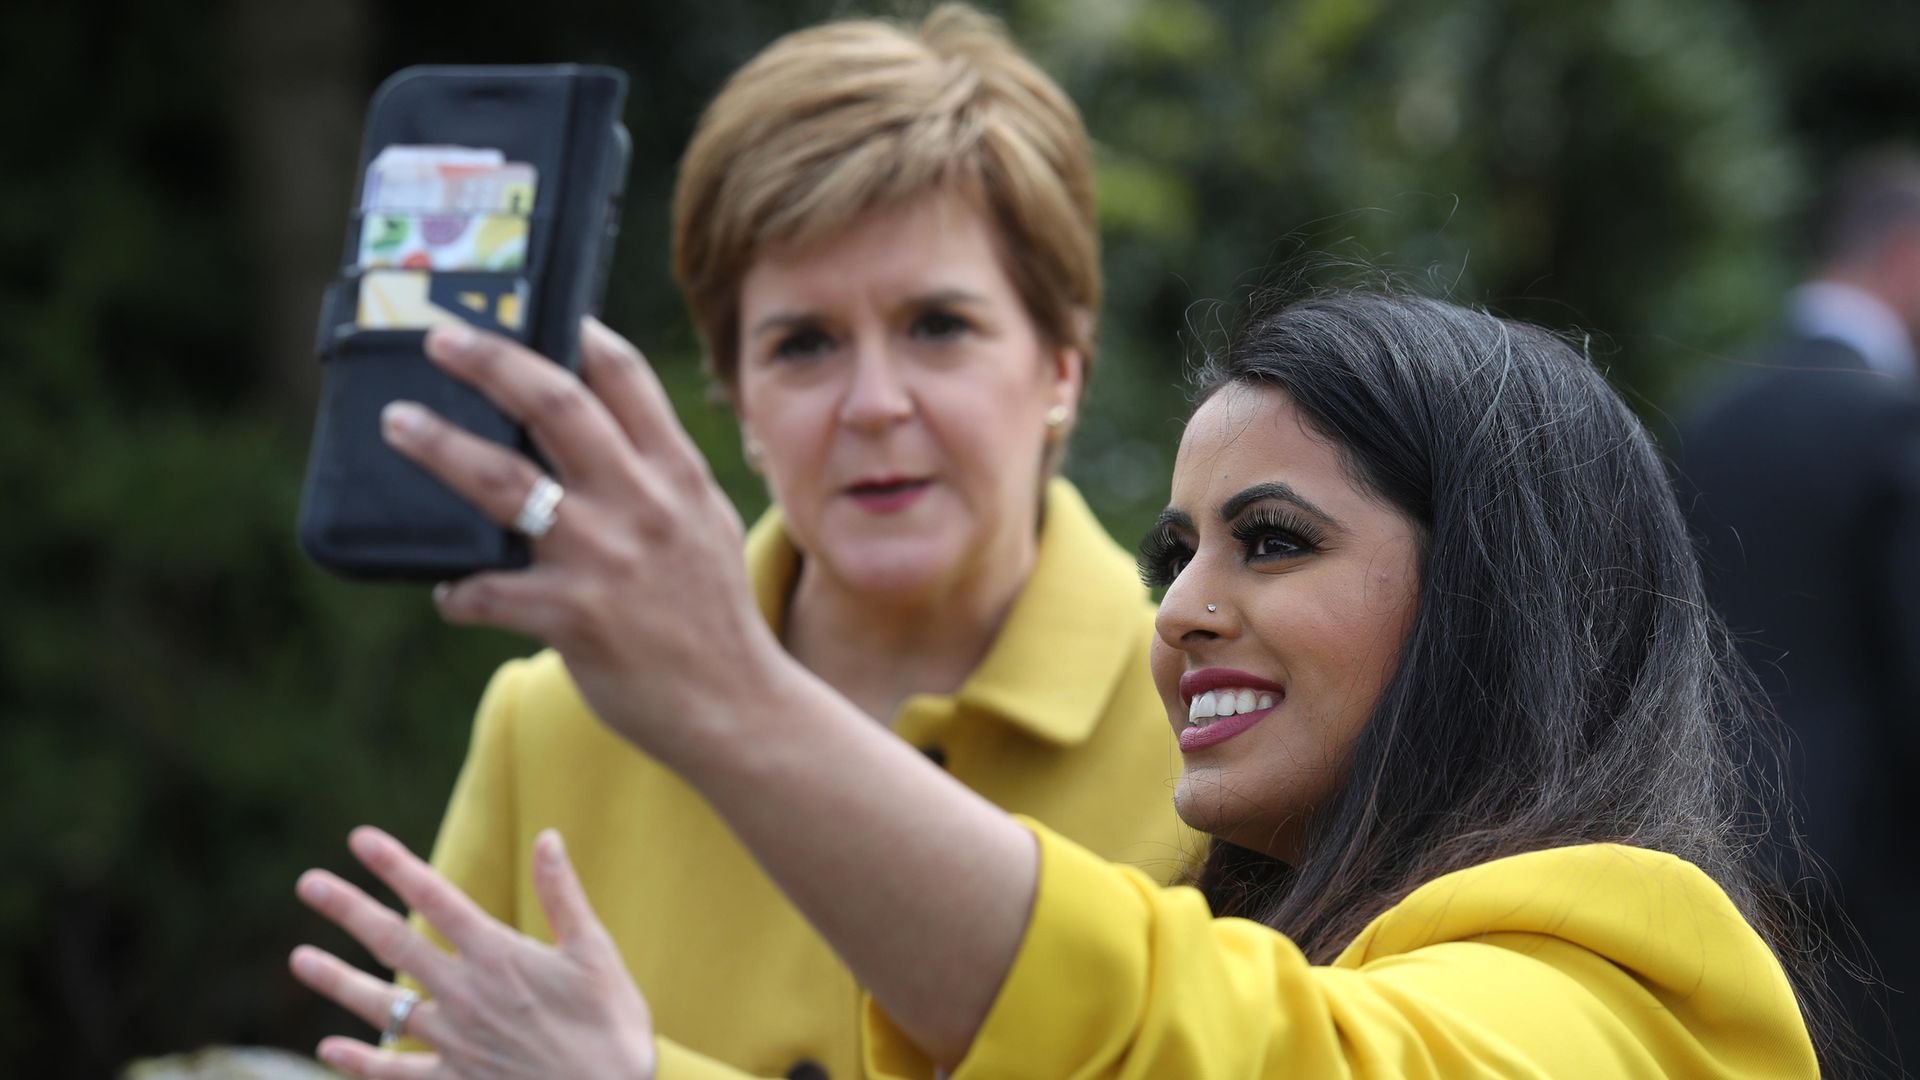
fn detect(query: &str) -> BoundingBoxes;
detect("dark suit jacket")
[1674,333,1920,1070]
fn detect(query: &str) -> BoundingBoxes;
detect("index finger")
[578,316,699,462]
[295,869,455,992]
[348,826,506,962]
[423,324,629,489]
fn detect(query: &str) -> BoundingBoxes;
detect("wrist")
[654,619,812,780]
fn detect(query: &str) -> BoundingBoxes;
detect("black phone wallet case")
[297,65,630,581]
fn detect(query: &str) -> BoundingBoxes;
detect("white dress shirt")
[1787,280,1917,379]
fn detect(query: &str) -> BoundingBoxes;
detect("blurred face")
[1143,383,1422,863]
[733,192,1082,599]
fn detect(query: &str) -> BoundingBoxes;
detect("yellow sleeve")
[394,658,531,1047]
[651,1037,782,1080]
[865,821,1815,1079]
[420,656,529,937]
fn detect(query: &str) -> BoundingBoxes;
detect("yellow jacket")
[867,821,1819,1078]
[419,480,1196,1079]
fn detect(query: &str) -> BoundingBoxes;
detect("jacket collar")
[1788,280,1917,379]
[742,478,1150,747]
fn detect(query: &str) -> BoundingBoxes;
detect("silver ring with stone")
[512,475,564,539]
[380,986,420,1048]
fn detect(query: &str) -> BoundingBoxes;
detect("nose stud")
[1206,603,1217,613]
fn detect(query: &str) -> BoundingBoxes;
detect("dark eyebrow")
[749,289,992,340]
[1219,481,1339,528]
[905,287,991,309]
[1149,507,1194,535]
[749,311,818,340]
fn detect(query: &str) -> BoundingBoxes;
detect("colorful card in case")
[355,269,527,334]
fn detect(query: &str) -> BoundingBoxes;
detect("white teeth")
[1187,693,1217,725]
[1184,687,1280,729]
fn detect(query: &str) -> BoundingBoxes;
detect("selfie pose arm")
[386,319,1038,1069]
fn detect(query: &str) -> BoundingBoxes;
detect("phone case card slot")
[321,271,534,355]
[351,208,547,278]
[324,328,427,355]
[338,248,551,292]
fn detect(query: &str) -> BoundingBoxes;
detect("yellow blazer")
[419,480,1196,1079]
[868,822,1819,1078]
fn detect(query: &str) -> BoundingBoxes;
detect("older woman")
[390,6,1191,1078]
[291,292,1830,1077]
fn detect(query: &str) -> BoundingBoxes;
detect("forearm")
[666,657,1038,1069]
[379,323,1040,1067]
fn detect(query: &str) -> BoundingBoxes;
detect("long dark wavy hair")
[1178,292,1847,1072]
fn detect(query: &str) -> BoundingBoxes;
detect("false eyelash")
[1231,507,1327,559]
[1136,523,1191,589]
[1137,505,1327,589]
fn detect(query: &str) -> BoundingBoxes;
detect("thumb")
[532,828,611,954]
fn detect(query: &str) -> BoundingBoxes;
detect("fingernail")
[432,582,452,605]
[539,828,565,862]
[381,401,428,442]
[292,949,320,977]
[429,324,477,357]
[299,873,330,902]
[318,1041,345,1065]
[350,828,383,860]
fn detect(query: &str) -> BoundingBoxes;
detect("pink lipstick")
[1176,668,1286,752]
[846,475,931,513]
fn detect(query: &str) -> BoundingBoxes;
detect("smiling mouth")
[1186,686,1280,727]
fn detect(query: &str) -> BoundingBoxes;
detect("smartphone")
[297,65,630,581]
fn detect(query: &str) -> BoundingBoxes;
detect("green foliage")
[1029,0,1810,543]
[0,0,1909,1071]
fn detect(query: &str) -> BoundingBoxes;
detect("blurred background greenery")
[3,0,1915,1072]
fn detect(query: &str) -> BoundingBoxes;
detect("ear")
[737,424,766,475]
[730,392,766,475]
[1047,307,1092,416]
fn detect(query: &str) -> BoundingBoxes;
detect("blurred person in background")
[394,6,1193,1079]
[1676,146,1920,1072]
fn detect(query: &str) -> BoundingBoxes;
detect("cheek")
[1279,579,1412,722]
[745,389,834,469]
[746,423,844,538]
[922,375,1047,488]
[1149,637,1183,708]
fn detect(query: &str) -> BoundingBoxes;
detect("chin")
[819,537,968,597]
[1174,777,1306,861]
[1171,772,1244,839]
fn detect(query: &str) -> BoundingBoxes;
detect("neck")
[783,538,1037,725]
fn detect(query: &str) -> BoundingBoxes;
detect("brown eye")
[774,327,834,361]
[1233,509,1324,563]
[1251,534,1304,558]
[910,310,971,342]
